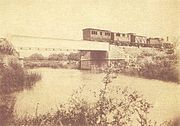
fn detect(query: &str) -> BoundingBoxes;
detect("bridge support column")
[80,51,108,70]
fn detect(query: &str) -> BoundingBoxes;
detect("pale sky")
[0,0,179,40]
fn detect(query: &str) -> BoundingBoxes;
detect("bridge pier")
[79,51,108,70]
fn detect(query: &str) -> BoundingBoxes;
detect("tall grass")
[137,59,179,83]
[0,62,41,94]
[112,52,179,83]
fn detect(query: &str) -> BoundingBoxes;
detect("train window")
[100,32,102,35]
[122,34,125,37]
[116,33,120,36]
[105,32,110,36]
[91,31,97,35]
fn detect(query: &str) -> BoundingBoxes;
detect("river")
[14,68,180,124]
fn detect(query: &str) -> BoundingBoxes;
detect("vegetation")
[27,53,45,60]
[24,60,79,69]
[0,38,17,55]
[0,62,41,94]
[112,50,179,83]
[0,62,41,125]
[137,55,179,83]
[24,52,80,69]
[0,38,41,94]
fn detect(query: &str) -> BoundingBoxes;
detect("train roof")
[148,37,164,40]
[135,35,147,38]
[83,28,111,32]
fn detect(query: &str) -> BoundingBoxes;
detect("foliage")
[48,52,80,61]
[0,62,41,94]
[48,53,68,61]
[138,59,179,83]
[0,38,16,55]
[27,53,45,61]
[24,60,79,69]
[112,50,179,83]
[67,52,80,61]
[24,53,81,69]
[0,61,42,125]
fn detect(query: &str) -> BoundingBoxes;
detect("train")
[83,28,173,49]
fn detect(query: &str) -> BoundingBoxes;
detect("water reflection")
[14,68,103,117]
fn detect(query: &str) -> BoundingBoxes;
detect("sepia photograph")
[0,0,180,125]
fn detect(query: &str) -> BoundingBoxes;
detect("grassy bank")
[111,50,179,83]
[0,62,41,125]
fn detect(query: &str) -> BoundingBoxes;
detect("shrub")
[27,53,45,61]
[138,58,179,83]
[0,62,41,94]
[112,51,179,83]
[68,52,80,61]
[0,38,16,55]
[48,53,67,61]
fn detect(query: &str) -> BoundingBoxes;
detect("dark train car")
[82,28,112,42]
[112,32,131,46]
[129,34,148,47]
[147,38,163,48]
[135,35,148,47]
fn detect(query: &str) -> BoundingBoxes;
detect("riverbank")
[23,46,179,83]
[24,60,79,69]
[110,50,179,83]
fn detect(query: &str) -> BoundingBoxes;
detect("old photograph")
[0,0,180,125]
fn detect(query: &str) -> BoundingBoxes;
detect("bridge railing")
[16,47,78,52]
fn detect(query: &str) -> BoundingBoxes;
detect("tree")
[27,53,44,61]
[0,38,15,55]
[68,52,80,61]
[48,53,67,61]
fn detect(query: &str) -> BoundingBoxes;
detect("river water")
[14,68,180,124]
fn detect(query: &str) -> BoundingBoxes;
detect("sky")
[0,0,179,40]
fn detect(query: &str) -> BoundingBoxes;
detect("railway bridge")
[9,35,110,69]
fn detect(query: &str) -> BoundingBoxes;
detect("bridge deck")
[10,35,109,51]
